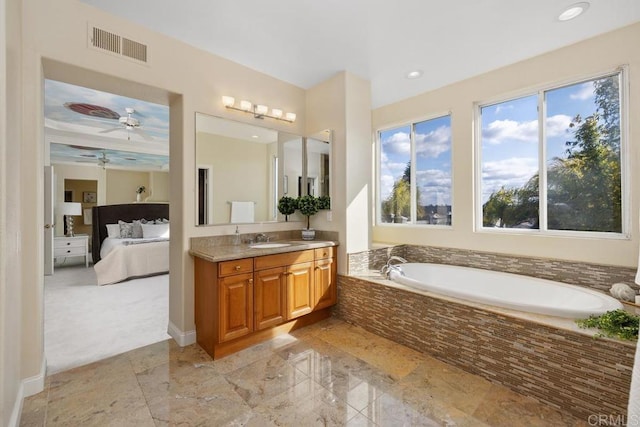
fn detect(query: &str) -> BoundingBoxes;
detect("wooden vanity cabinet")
[194,246,337,359]
[314,247,337,310]
[254,267,287,330]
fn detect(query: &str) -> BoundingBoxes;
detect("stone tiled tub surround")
[334,274,635,420]
[348,244,638,293]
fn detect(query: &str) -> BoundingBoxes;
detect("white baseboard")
[8,383,24,427]
[8,355,46,427]
[167,321,196,347]
[23,355,46,397]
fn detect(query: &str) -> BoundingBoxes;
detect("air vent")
[88,24,149,65]
[122,38,147,63]
[91,27,121,54]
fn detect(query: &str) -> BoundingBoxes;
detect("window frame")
[376,112,454,228]
[474,67,630,239]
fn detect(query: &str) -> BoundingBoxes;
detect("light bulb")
[272,108,283,118]
[221,96,235,107]
[285,112,296,122]
[240,100,252,111]
[256,104,269,115]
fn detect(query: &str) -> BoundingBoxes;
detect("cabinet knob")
[248,278,253,284]
[234,265,241,271]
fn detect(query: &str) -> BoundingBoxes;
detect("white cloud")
[482,119,538,145]
[415,125,451,159]
[545,114,573,137]
[495,104,514,115]
[416,169,451,205]
[379,174,396,200]
[569,82,594,101]
[481,157,538,203]
[381,131,410,155]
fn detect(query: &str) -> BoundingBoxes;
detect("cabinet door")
[219,273,254,342]
[286,261,314,320]
[254,267,286,330]
[314,257,337,310]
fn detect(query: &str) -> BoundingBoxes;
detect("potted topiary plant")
[277,196,297,221]
[297,194,319,240]
[317,195,331,210]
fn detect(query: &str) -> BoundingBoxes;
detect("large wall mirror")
[195,113,331,226]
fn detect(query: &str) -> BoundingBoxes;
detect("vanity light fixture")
[221,95,296,123]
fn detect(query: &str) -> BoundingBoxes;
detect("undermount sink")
[249,243,292,249]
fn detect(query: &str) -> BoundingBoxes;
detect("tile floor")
[21,317,587,426]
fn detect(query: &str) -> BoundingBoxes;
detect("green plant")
[297,195,319,229]
[277,196,298,221]
[317,195,331,210]
[576,309,639,341]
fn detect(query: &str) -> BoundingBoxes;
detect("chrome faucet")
[255,233,270,243]
[380,256,407,278]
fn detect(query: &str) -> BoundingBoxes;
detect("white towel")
[629,322,640,422]
[230,201,255,223]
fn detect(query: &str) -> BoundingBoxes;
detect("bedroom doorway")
[43,69,173,374]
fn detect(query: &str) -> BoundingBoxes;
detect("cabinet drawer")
[218,258,253,277]
[255,250,314,271]
[54,246,85,257]
[314,246,334,260]
[54,239,85,249]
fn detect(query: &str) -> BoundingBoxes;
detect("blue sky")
[380,77,608,207]
[380,115,451,206]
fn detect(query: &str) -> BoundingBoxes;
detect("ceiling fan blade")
[133,128,154,141]
[99,127,123,134]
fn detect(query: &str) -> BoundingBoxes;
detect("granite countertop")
[190,239,338,263]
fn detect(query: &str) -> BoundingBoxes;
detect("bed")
[92,203,169,285]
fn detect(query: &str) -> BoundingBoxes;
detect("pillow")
[154,218,169,224]
[141,223,170,239]
[106,223,120,238]
[118,220,134,238]
[131,220,144,238]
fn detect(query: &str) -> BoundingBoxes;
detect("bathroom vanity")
[191,240,337,359]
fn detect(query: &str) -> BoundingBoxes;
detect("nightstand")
[54,235,89,268]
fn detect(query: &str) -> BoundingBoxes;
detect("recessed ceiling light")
[558,2,590,21]
[251,135,259,138]
[405,70,423,79]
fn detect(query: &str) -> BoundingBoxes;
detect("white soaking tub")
[388,263,623,318]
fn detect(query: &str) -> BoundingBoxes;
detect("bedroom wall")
[105,169,150,205]
[52,163,106,238]
[372,22,640,268]
[147,171,169,202]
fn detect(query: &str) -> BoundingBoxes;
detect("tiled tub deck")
[336,245,637,420]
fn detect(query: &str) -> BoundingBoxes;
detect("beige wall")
[105,169,150,204]
[2,0,24,423]
[14,0,309,404]
[196,132,271,224]
[148,171,169,202]
[372,22,640,268]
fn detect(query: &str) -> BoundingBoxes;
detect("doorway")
[42,64,174,374]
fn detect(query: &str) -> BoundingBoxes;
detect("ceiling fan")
[99,107,152,141]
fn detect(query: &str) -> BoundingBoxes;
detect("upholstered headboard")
[91,203,169,263]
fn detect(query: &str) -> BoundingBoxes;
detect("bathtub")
[388,263,623,318]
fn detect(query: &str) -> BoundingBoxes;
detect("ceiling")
[79,0,640,108]
[45,79,170,170]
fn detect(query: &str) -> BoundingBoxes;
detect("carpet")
[45,264,170,374]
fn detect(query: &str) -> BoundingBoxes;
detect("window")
[378,115,452,225]
[479,71,625,234]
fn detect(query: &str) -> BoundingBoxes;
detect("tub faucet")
[380,256,407,278]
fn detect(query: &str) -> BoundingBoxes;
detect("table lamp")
[57,202,82,237]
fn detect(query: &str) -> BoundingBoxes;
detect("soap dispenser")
[234,225,240,245]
